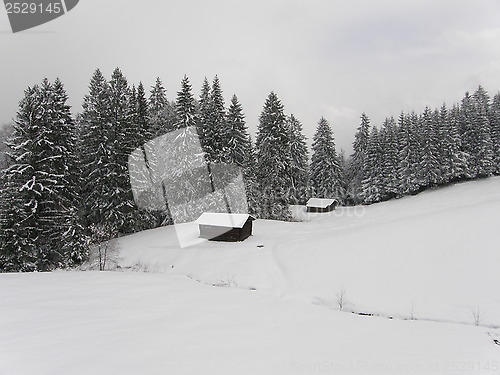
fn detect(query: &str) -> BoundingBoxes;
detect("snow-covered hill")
[1,177,499,375]
[116,176,500,327]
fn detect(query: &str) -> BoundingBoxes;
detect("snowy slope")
[0,272,498,375]
[1,177,499,375]
[115,176,500,327]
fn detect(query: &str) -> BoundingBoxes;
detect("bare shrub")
[336,285,348,311]
[471,305,481,326]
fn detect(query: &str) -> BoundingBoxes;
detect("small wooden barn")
[195,213,256,242]
[306,198,338,213]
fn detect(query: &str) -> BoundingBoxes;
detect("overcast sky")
[1,0,500,153]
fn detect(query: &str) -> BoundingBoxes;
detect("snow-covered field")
[1,177,500,374]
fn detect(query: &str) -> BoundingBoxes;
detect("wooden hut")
[195,213,255,242]
[306,198,338,213]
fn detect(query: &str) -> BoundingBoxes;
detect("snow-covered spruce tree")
[244,136,260,215]
[431,108,446,185]
[397,112,423,195]
[396,113,409,195]
[489,92,500,174]
[50,79,88,265]
[148,77,175,137]
[347,112,370,203]
[226,94,251,167]
[438,104,467,183]
[196,76,229,164]
[0,79,84,271]
[287,114,309,204]
[207,76,229,163]
[197,77,213,158]
[459,90,494,178]
[161,75,212,221]
[459,92,475,178]
[212,76,231,163]
[379,117,399,199]
[255,92,292,220]
[175,75,197,130]
[0,85,44,271]
[106,68,136,233]
[310,117,343,201]
[126,81,159,232]
[471,86,494,177]
[0,123,15,192]
[447,104,468,181]
[408,112,425,193]
[149,77,168,114]
[417,107,441,188]
[146,78,175,224]
[130,85,137,118]
[78,69,120,241]
[436,104,452,184]
[226,94,259,212]
[360,126,383,203]
[136,82,151,144]
[336,149,349,204]
[145,78,174,225]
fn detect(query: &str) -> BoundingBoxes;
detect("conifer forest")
[1,69,499,272]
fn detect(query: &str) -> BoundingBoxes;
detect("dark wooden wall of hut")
[199,220,253,242]
[306,204,336,213]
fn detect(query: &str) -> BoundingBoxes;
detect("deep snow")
[1,177,499,374]
[115,176,500,327]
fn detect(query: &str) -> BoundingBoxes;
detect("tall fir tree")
[438,104,467,183]
[447,104,468,181]
[225,94,258,213]
[380,117,399,198]
[199,76,229,163]
[348,113,370,203]
[460,91,483,178]
[336,149,349,203]
[417,107,441,187]
[310,117,343,201]
[360,126,384,203]
[0,79,84,271]
[436,104,451,183]
[211,76,230,163]
[396,112,411,194]
[244,136,259,215]
[175,75,197,129]
[226,94,251,167]
[396,112,421,195]
[489,92,500,174]
[0,124,14,192]
[78,69,120,238]
[107,68,136,232]
[50,78,88,264]
[148,77,175,136]
[255,92,292,220]
[471,86,494,177]
[165,75,210,219]
[431,108,446,185]
[136,82,150,143]
[126,81,159,232]
[149,77,168,114]
[197,77,212,157]
[287,114,309,204]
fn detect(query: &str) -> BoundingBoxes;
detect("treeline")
[347,86,500,204]
[0,68,323,271]
[0,68,499,272]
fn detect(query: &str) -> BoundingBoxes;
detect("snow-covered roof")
[306,198,337,208]
[195,213,255,228]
